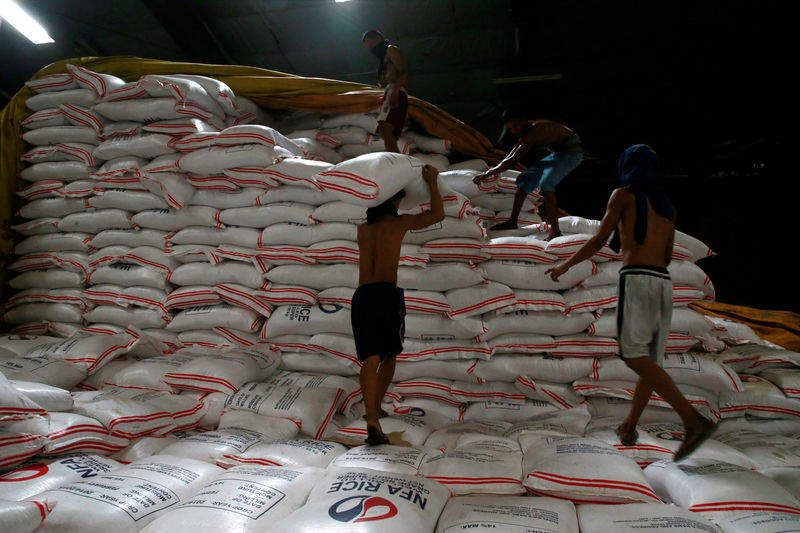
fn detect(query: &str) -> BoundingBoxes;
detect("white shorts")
[617,264,673,365]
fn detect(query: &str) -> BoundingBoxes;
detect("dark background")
[1,0,793,311]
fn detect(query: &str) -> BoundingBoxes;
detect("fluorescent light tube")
[0,0,54,44]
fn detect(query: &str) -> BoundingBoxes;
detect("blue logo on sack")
[328,495,398,523]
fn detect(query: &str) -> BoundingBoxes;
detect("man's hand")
[422,164,439,184]
[472,169,497,184]
[545,262,570,282]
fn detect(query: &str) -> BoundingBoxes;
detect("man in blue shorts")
[473,109,583,238]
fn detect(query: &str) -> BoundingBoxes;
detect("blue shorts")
[516,151,583,193]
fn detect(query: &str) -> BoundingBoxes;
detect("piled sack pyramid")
[2,65,799,532]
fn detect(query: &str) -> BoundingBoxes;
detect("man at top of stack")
[473,109,584,239]
[362,29,409,153]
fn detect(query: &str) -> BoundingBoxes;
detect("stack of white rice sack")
[2,65,800,532]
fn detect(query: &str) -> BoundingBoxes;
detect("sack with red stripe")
[720,375,800,420]
[644,459,800,521]
[259,221,355,248]
[138,171,196,208]
[65,64,125,96]
[2,302,84,326]
[484,334,556,356]
[480,310,594,342]
[10,218,60,236]
[403,216,487,246]
[138,465,323,533]
[1,351,87,389]
[178,144,279,176]
[22,125,98,147]
[287,138,343,163]
[0,431,46,470]
[111,435,180,464]
[0,374,48,424]
[742,344,800,374]
[389,397,463,427]
[503,406,592,444]
[144,117,220,137]
[331,444,441,475]
[0,454,120,501]
[53,142,96,166]
[545,233,622,262]
[32,455,221,533]
[163,348,280,394]
[708,318,761,346]
[88,189,168,211]
[256,284,318,306]
[89,229,169,251]
[106,352,202,392]
[82,305,169,330]
[26,72,78,93]
[257,184,338,206]
[577,502,721,533]
[421,435,524,495]
[131,206,217,232]
[760,369,800,399]
[312,152,423,206]
[218,203,316,230]
[70,387,205,438]
[83,284,168,313]
[484,235,559,264]
[16,179,64,199]
[22,329,140,374]
[715,429,800,496]
[159,410,299,462]
[9,248,89,273]
[263,370,360,414]
[461,400,559,423]
[480,259,595,291]
[551,335,617,357]
[449,381,526,405]
[190,183,281,208]
[0,498,56,533]
[26,88,98,112]
[20,161,92,183]
[311,200,367,223]
[418,238,487,264]
[216,438,346,469]
[170,226,260,249]
[522,435,661,504]
[405,313,485,341]
[563,285,617,315]
[139,74,225,117]
[169,262,265,289]
[271,467,451,533]
[473,353,591,383]
[165,286,220,310]
[21,411,130,456]
[587,419,754,469]
[3,381,70,414]
[261,303,351,338]
[424,419,512,449]
[279,351,359,377]
[333,413,435,446]
[394,360,477,384]
[587,396,719,425]
[21,109,69,131]
[515,376,584,409]
[444,282,515,320]
[304,240,362,264]
[399,339,492,363]
[391,378,460,406]
[227,382,343,440]
[168,304,264,333]
[587,353,742,394]
[89,263,169,290]
[440,496,578,533]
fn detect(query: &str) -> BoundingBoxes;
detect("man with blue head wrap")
[545,145,716,461]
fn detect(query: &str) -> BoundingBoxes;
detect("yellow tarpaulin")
[1,56,797,350]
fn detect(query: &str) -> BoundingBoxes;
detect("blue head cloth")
[609,144,674,251]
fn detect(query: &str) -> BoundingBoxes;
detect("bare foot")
[674,417,716,461]
[616,421,639,446]
[362,409,389,420]
[490,220,518,231]
[545,230,563,241]
[366,424,390,446]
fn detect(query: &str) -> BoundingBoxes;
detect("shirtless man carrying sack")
[362,29,410,153]
[545,145,715,461]
[352,164,444,445]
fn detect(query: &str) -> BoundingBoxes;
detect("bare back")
[357,216,408,285]
[616,189,675,267]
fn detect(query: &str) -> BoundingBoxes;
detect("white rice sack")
[333,414,434,446]
[258,184,339,205]
[31,455,221,533]
[5,380,71,412]
[169,262,264,289]
[424,419,512,450]
[399,263,485,291]
[402,216,486,245]
[105,353,201,393]
[9,218,61,236]
[167,304,263,333]
[0,373,47,423]
[0,351,87,388]
[139,171,196,209]
[445,282,515,319]
[82,306,167,329]
[720,375,800,420]
[189,187,264,208]
[480,259,595,290]
[393,361,475,383]
[587,396,719,426]
[480,310,594,341]
[643,459,800,520]
[0,498,56,533]
[227,382,343,439]
[0,430,46,470]
[260,304,350,338]
[522,435,661,504]
[331,445,440,475]
[271,467,450,533]
[219,203,316,229]
[83,284,167,313]
[19,161,92,183]
[87,189,167,211]
[577,503,721,533]
[163,348,279,394]
[92,133,174,161]
[586,354,742,393]
[0,454,120,501]
[551,334,618,357]
[743,344,800,374]
[89,229,169,250]
[312,152,424,206]
[96,98,186,123]
[713,511,800,533]
[20,146,66,164]
[143,117,219,136]
[484,235,558,263]
[400,339,491,362]
[131,206,218,231]
[16,411,129,456]
[178,144,277,175]
[418,238,487,264]
[404,314,485,340]
[312,201,368,223]
[111,435,179,464]
[216,438,346,469]
[504,406,593,442]
[139,465,323,533]
[265,264,358,290]
[2,303,83,325]
[485,333,557,354]
[760,368,800,399]
[437,495,578,533]
[65,64,125,96]
[256,284,318,306]
[400,290,449,314]
[88,264,169,290]
[22,125,98,146]
[165,286,220,310]
[449,381,526,404]
[473,354,592,383]
[421,436,524,495]
[23,330,139,374]
[26,88,98,111]
[515,375,584,408]
[139,75,225,117]
[544,233,622,262]
[26,72,79,93]
[21,109,70,131]
[17,199,84,220]
[461,400,559,423]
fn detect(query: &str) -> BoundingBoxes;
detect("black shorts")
[351,282,406,362]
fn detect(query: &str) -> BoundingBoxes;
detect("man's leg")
[540,190,562,240]
[623,357,704,431]
[617,376,653,445]
[360,355,389,444]
[490,187,527,230]
[376,357,396,410]
[377,121,399,153]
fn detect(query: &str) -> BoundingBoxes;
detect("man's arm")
[546,189,628,281]
[473,134,536,183]
[401,166,445,230]
[664,213,676,266]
